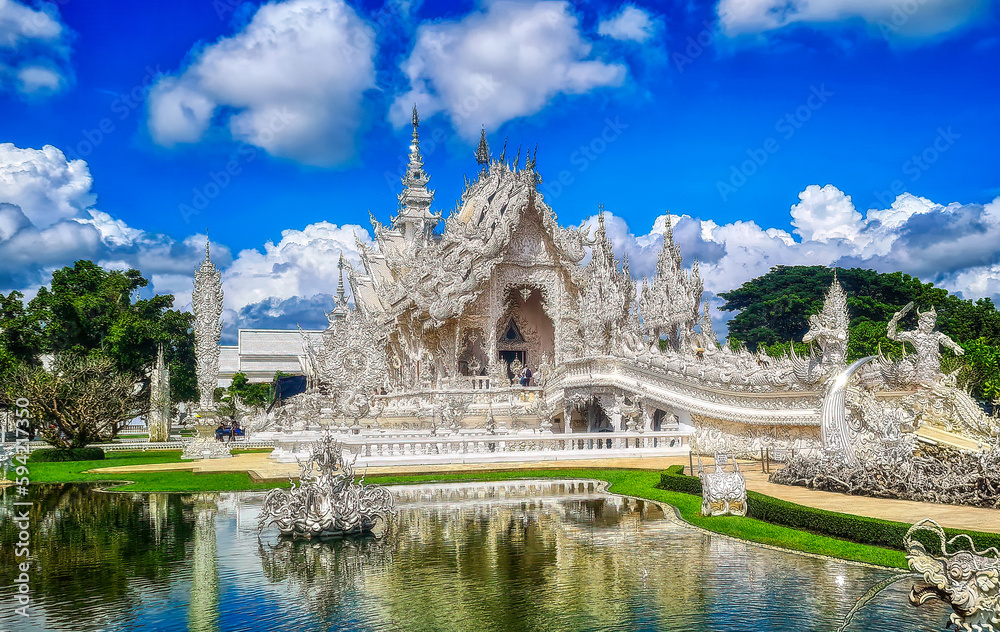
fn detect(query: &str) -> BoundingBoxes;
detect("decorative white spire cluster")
[639,215,704,348]
[579,210,637,355]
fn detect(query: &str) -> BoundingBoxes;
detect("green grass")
[8,453,907,567]
[8,450,288,493]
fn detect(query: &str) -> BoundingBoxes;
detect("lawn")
[10,449,285,493]
[8,450,908,568]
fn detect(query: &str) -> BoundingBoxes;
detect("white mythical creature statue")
[802,273,850,369]
[887,302,964,386]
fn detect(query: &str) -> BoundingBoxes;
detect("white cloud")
[0,144,228,295]
[789,183,863,242]
[598,5,657,42]
[717,0,990,41]
[0,143,95,228]
[222,221,370,311]
[585,185,1000,314]
[0,0,72,96]
[391,0,627,140]
[147,0,376,167]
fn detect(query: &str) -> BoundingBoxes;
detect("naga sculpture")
[697,454,747,516]
[907,519,1000,632]
[258,431,394,538]
[837,519,1000,632]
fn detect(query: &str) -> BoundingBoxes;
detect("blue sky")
[1,0,998,338]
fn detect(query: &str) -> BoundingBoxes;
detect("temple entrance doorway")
[496,287,555,381]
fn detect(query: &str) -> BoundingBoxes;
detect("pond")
[0,480,947,632]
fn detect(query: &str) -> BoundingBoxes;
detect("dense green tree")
[0,261,196,406]
[227,371,273,410]
[720,265,1000,400]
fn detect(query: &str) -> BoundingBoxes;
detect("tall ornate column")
[193,239,223,414]
[148,343,171,442]
[184,238,231,459]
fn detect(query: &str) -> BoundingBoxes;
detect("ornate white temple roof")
[350,111,591,329]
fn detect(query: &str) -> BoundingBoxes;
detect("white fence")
[336,430,690,467]
[15,437,276,453]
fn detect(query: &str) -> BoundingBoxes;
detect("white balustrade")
[335,430,689,467]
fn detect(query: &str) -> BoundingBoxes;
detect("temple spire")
[475,127,490,167]
[393,105,438,241]
[330,253,350,321]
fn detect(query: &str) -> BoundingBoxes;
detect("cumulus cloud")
[587,186,1000,318]
[222,221,369,311]
[598,5,657,42]
[0,0,72,96]
[147,0,376,167]
[391,0,627,140]
[0,143,228,294]
[717,0,990,41]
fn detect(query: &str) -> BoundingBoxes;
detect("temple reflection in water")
[0,482,947,631]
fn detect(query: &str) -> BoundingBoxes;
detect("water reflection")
[0,481,947,632]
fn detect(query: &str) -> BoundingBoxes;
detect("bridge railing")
[338,430,689,466]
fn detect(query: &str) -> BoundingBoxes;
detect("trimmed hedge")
[657,467,1000,554]
[657,464,703,495]
[29,447,105,463]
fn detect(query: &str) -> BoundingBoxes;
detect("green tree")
[14,355,148,449]
[1,261,196,407]
[227,372,272,410]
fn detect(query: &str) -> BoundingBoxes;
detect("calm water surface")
[0,480,947,632]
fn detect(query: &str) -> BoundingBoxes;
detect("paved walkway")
[87,453,1000,535]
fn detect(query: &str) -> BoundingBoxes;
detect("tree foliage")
[228,372,272,410]
[720,265,1000,399]
[14,355,149,449]
[0,260,197,408]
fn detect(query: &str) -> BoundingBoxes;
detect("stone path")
[87,452,1000,535]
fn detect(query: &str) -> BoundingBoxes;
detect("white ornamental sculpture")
[802,271,850,369]
[148,343,171,442]
[697,455,747,517]
[888,302,965,386]
[183,237,230,460]
[193,237,224,413]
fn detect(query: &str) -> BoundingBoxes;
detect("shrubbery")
[29,447,106,462]
[657,466,1000,553]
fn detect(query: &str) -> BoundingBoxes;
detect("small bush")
[29,448,106,462]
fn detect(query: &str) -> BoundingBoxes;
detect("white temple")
[237,107,997,465]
